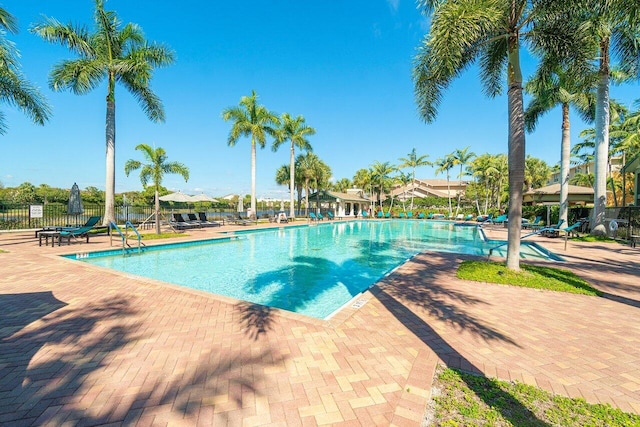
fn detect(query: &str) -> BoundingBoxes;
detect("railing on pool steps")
[109,221,146,254]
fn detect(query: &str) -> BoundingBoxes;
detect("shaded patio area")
[0,223,639,425]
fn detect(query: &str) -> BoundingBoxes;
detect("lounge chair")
[417,212,425,219]
[58,216,103,244]
[170,213,199,230]
[477,213,493,223]
[463,214,474,221]
[317,212,325,221]
[361,210,369,219]
[309,212,318,221]
[426,213,434,219]
[522,215,542,229]
[377,211,384,218]
[487,214,508,225]
[195,212,222,227]
[453,213,464,221]
[399,212,406,219]
[432,213,445,220]
[542,220,581,238]
[327,211,335,220]
[406,211,413,219]
[35,215,102,238]
[385,212,391,218]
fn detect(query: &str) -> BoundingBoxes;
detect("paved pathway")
[0,221,639,426]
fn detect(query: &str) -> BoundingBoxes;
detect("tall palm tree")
[0,7,50,134]
[124,144,189,235]
[222,90,279,217]
[272,113,315,219]
[32,0,174,225]
[524,65,595,225]
[398,148,431,210]
[452,147,475,214]
[413,0,580,270]
[297,152,321,215]
[567,0,640,234]
[435,154,456,218]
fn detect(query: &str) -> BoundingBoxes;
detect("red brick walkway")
[1,223,639,425]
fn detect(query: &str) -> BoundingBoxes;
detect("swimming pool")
[66,220,557,319]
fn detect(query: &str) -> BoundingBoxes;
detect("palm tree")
[567,1,640,234]
[524,156,551,191]
[398,148,431,210]
[0,7,50,134]
[32,1,174,226]
[413,0,580,270]
[124,144,189,235]
[297,152,321,215]
[435,154,456,218]
[272,113,315,219]
[452,147,475,214]
[222,90,279,218]
[524,64,596,226]
[332,178,352,193]
[370,161,395,210]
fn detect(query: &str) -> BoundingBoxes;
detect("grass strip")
[457,260,601,296]
[432,366,640,426]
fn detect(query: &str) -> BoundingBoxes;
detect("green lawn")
[431,366,640,426]
[457,260,602,296]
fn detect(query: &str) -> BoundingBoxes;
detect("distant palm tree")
[332,178,352,193]
[398,148,431,210]
[452,147,475,214]
[0,7,50,134]
[32,0,174,225]
[370,161,395,210]
[435,154,456,218]
[222,90,279,217]
[124,144,189,235]
[297,153,321,216]
[272,113,315,219]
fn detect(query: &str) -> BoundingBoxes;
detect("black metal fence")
[0,202,291,231]
[568,206,640,239]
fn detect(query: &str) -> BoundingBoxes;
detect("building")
[388,179,469,200]
[547,157,624,186]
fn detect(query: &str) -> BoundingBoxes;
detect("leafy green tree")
[331,178,352,193]
[13,182,38,204]
[524,156,551,191]
[398,148,431,210]
[32,0,175,225]
[222,90,279,217]
[124,143,189,234]
[273,113,315,218]
[0,7,50,134]
[353,168,373,199]
[413,0,579,270]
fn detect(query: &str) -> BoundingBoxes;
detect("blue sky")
[2,0,638,199]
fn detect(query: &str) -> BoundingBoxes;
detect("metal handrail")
[125,221,145,253]
[487,225,561,260]
[109,221,126,251]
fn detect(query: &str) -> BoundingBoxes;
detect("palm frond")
[49,58,105,94]
[0,68,51,129]
[0,7,18,33]
[119,74,165,122]
[30,18,94,58]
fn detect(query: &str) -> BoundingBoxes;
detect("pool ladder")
[109,221,146,254]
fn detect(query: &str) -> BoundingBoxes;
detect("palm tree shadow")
[370,252,549,426]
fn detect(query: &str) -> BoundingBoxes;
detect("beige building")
[547,157,624,185]
[388,179,469,200]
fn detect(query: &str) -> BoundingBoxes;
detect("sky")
[2,0,639,199]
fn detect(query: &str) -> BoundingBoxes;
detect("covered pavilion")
[306,189,372,218]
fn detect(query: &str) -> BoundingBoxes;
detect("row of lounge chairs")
[170,213,223,230]
[309,212,334,221]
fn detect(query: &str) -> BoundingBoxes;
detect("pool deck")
[1,220,639,425]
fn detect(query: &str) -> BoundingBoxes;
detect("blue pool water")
[67,220,556,319]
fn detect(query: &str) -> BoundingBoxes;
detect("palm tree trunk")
[155,188,161,235]
[559,102,570,226]
[505,37,525,272]
[250,137,257,218]
[104,99,116,226]
[592,39,610,235]
[410,171,415,210]
[289,142,296,218]
[446,173,452,217]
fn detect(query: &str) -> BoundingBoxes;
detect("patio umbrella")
[237,197,244,213]
[159,191,193,203]
[280,200,285,212]
[190,193,218,203]
[67,182,84,226]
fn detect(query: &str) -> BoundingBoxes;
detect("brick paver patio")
[1,221,639,426]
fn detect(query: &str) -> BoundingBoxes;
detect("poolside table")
[39,231,61,247]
